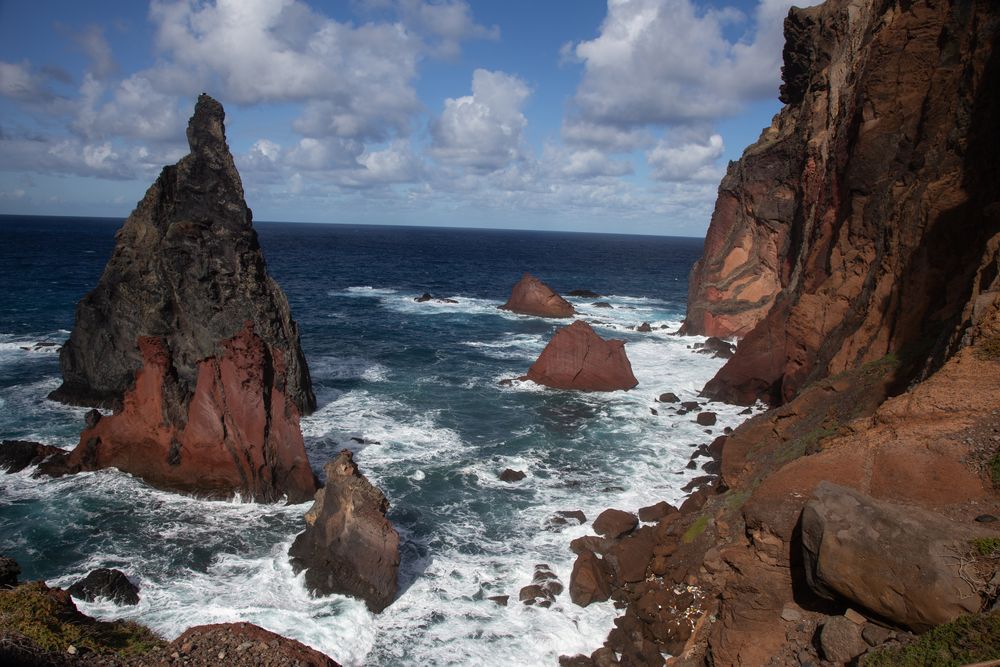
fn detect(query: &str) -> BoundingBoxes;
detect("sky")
[0,0,819,237]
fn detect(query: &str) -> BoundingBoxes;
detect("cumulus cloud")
[549,147,634,179]
[430,69,530,172]
[647,131,724,182]
[564,0,818,141]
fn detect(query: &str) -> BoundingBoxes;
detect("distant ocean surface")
[0,215,749,665]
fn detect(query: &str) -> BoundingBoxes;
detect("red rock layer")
[288,450,400,613]
[684,0,1000,406]
[500,273,575,318]
[526,320,638,391]
[44,322,317,503]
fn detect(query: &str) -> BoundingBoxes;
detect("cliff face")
[684,0,1000,406]
[50,94,315,416]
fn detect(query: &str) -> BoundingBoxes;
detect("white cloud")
[566,0,813,129]
[647,132,724,182]
[352,0,498,58]
[75,25,118,81]
[561,117,651,152]
[549,147,634,179]
[430,69,530,172]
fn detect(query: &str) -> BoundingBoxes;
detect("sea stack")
[289,450,400,613]
[42,94,317,503]
[525,320,638,391]
[500,273,575,318]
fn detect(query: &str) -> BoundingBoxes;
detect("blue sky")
[0,0,816,236]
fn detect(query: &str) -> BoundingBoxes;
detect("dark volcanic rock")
[499,468,526,482]
[593,302,613,309]
[49,94,315,416]
[40,325,318,503]
[694,337,735,359]
[289,450,400,613]
[0,440,64,473]
[657,392,679,403]
[500,273,575,318]
[683,0,1000,407]
[696,411,717,426]
[36,96,318,504]
[568,290,601,298]
[525,320,638,391]
[415,293,433,302]
[636,322,652,333]
[67,568,139,605]
[0,557,19,588]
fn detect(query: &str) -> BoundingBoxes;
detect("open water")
[0,215,749,665]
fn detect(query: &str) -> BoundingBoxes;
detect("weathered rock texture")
[67,568,139,606]
[525,320,638,391]
[42,323,317,503]
[289,450,400,613]
[50,94,315,416]
[684,0,1000,406]
[802,482,984,631]
[500,273,575,318]
[39,95,318,504]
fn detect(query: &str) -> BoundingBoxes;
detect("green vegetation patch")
[682,515,711,544]
[989,452,1000,489]
[0,582,164,657]
[977,334,1000,361]
[862,611,1000,667]
[973,537,1000,558]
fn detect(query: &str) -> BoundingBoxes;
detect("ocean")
[0,215,748,665]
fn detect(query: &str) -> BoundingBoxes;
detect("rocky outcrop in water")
[684,0,1000,406]
[500,274,575,318]
[525,320,638,391]
[42,324,317,502]
[39,96,318,503]
[289,450,400,613]
[50,94,314,416]
[67,568,139,606]
[0,440,64,473]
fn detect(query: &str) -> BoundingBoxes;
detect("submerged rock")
[38,95,318,504]
[49,93,315,417]
[500,274,575,318]
[67,568,139,606]
[499,468,526,482]
[289,450,400,613]
[525,320,638,391]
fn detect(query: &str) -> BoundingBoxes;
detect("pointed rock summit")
[51,93,315,416]
[500,273,575,318]
[42,94,317,502]
[289,450,400,613]
[525,320,638,391]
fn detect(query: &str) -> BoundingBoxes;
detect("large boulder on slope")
[525,321,638,391]
[49,94,315,416]
[801,482,988,631]
[289,450,400,613]
[40,324,318,503]
[500,273,575,318]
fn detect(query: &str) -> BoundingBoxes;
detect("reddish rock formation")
[288,450,400,613]
[168,623,339,667]
[525,321,638,391]
[500,273,575,318]
[41,323,317,503]
[50,94,314,416]
[684,0,1000,406]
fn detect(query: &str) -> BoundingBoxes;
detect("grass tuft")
[862,611,1000,667]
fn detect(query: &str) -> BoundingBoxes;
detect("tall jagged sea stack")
[44,95,318,503]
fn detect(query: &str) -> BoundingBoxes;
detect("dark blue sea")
[0,215,746,665]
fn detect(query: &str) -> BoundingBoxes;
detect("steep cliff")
[684,0,1000,406]
[50,94,315,416]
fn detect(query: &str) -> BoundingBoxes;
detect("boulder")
[593,302,613,309]
[67,568,139,605]
[499,468,526,482]
[818,616,867,664]
[415,293,433,302]
[638,501,677,523]
[169,622,339,666]
[38,95,318,504]
[636,322,652,333]
[569,550,612,607]
[289,450,399,613]
[657,392,679,403]
[49,94,314,416]
[592,509,638,539]
[40,325,318,503]
[0,557,19,588]
[693,337,735,359]
[696,411,717,426]
[525,321,638,391]
[0,440,64,473]
[500,274,575,318]
[801,482,987,631]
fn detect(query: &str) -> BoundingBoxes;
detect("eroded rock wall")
[684,0,1000,406]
